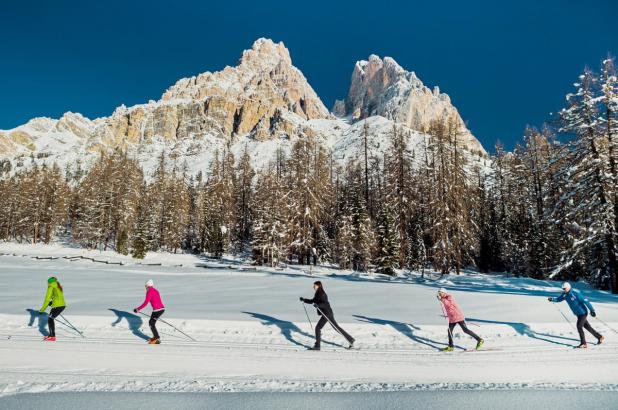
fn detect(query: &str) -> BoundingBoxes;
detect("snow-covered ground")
[1,243,618,399]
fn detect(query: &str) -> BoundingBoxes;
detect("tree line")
[1,56,617,293]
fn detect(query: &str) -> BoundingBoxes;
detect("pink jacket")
[440,293,465,324]
[136,287,165,312]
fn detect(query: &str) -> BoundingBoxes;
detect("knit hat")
[145,279,154,288]
[438,287,447,295]
[48,277,57,284]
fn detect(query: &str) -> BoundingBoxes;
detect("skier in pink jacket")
[134,279,165,344]
[437,288,484,352]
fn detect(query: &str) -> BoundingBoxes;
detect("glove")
[133,309,138,313]
[299,297,304,302]
[591,311,596,317]
[547,297,553,302]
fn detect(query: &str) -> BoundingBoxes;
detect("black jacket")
[303,289,333,317]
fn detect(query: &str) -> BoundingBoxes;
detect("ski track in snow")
[1,244,618,396]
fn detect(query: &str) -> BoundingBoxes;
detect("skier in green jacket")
[39,277,66,341]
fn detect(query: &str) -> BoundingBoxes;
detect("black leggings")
[315,314,354,347]
[48,306,65,337]
[576,314,601,344]
[149,310,165,339]
[448,321,481,347]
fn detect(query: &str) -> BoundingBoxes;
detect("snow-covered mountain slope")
[0,39,488,179]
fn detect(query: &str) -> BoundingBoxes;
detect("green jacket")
[40,282,66,312]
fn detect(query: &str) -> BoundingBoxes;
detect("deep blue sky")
[1,0,617,151]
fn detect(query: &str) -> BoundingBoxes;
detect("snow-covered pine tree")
[426,116,477,275]
[383,124,414,268]
[556,67,618,291]
[374,199,399,276]
[600,56,618,292]
[234,145,255,253]
[39,163,69,244]
[162,165,190,253]
[199,149,236,258]
[0,164,70,244]
[71,151,143,251]
[336,162,375,271]
[184,173,201,253]
[131,182,150,259]
[284,139,333,265]
[251,165,288,266]
[407,222,426,274]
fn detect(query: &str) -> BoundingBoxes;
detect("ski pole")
[438,298,454,343]
[300,301,313,334]
[58,314,85,338]
[593,316,618,336]
[551,301,577,333]
[137,311,197,342]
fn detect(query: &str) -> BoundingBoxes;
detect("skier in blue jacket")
[548,282,604,348]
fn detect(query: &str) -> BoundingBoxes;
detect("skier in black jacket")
[300,281,355,350]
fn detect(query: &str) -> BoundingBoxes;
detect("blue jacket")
[551,290,595,316]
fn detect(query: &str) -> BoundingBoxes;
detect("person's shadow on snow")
[109,309,150,341]
[242,311,341,348]
[26,309,48,336]
[354,315,450,350]
[466,317,578,347]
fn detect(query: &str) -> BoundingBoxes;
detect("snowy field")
[1,243,618,405]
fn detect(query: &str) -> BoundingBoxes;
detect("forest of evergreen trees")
[1,58,617,293]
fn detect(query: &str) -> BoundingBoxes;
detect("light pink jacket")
[440,293,465,324]
[136,287,165,312]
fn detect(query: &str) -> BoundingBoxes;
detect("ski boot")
[441,346,454,352]
[43,336,56,342]
[476,339,485,350]
[148,338,161,345]
[574,343,588,349]
[307,345,321,351]
[347,338,356,350]
[598,336,605,345]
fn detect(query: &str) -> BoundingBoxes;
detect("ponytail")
[49,277,63,292]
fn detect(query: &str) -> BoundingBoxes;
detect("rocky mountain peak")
[341,54,485,153]
[240,38,292,69]
[0,39,488,175]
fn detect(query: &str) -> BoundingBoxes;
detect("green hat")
[48,277,57,284]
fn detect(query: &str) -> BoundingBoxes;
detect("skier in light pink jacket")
[134,279,165,344]
[437,288,484,352]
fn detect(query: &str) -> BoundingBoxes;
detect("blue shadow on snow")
[242,311,342,349]
[354,315,451,350]
[109,308,150,341]
[466,317,578,347]
[26,308,48,336]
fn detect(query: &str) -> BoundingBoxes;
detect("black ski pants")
[576,314,601,344]
[150,309,165,339]
[315,314,354,347]
[48,306,65,337]
[448,321,481,347]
